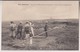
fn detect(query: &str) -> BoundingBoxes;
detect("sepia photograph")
[2,1,79,50]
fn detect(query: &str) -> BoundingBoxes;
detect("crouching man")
[9,21,16,39]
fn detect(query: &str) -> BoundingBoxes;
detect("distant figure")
[44,22,48,37]
[16,22,23,39]
[9,21,16,38]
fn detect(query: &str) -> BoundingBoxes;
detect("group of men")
[9,21,34,39]
[9,21,48,40]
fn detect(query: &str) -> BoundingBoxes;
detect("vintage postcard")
[1,1,79,50]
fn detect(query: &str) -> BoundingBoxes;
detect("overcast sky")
[2,1,79,21]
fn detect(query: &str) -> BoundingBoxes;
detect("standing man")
[9,21,16,38]
[24,21,31,39]
[29,22,34,45]
[44,22,48,37]
[24,21,34,45]
[29,22,34,36]
[16,22,23,39]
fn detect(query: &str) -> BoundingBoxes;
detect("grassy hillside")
[2,19,79,50]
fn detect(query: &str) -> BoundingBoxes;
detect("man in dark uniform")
[44,22,48,37]
[16,22,23,39]
[24,22,31,39]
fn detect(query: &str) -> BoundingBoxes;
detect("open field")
[2,19,79,50]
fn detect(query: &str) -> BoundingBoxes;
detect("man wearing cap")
[24,21,34,45]
[9,21,16,38]
[16,22,23,39]
[24,21,31,39]
[44,22,48,37]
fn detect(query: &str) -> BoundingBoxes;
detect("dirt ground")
[2,19,79,50]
